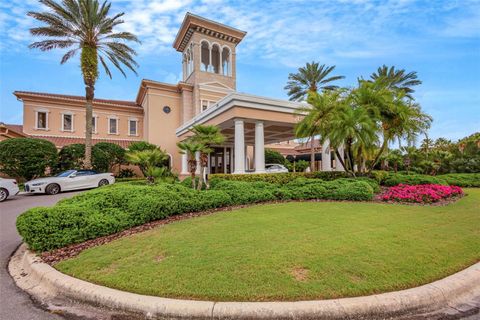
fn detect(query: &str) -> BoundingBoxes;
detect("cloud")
[1,0,479,68]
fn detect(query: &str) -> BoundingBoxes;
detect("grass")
[56,189,480,302]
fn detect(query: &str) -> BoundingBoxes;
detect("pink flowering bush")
[381,184,463,204]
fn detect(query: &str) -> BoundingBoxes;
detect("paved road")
[0,192,80,320]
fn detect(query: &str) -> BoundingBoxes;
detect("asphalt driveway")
[0,191,80,320]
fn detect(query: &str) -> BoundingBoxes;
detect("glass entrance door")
[209,147,232,174]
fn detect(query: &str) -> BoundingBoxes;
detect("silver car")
[265,164,289,173]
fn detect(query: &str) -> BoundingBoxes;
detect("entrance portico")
[176,92,305,174]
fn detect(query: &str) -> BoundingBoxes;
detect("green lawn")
[56,189,480,301]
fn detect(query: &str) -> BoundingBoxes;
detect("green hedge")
[210,172,351,184]
[17,178,374,252]
[382,174,448,187]
[437,173,480,187]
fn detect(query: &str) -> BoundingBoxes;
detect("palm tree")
[285,62,345,102]
[328,105,378,176]
[285,62,344,172]
[420,135,434,158]
[295,90,343,172]
[126,149,169,183]
[28,0,140,168]
[190,125,225,190]
[370,65,422,99]
[177,141,204,189]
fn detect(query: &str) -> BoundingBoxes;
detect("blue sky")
[1,0,479,142]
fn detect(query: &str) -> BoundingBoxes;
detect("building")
[12,13,341,175]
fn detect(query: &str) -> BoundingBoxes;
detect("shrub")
[117,168,136,178]
[382,174,447,187]
[381,184,463,203]
[265,149,287,165]
[17,178,375,252]
[57,143,125,173]
[0,138,57,181]
[210,171,351,185]
[437,173,480,187]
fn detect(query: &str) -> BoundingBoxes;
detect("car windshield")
[55,170,76,177]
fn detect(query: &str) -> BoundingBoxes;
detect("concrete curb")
[9,244,480,319]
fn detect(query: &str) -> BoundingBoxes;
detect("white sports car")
[0,178,20,202]
[24,170,115,195]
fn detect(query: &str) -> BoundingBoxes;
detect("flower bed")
[381,184,463,204]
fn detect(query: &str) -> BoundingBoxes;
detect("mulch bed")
[40,195,465,265]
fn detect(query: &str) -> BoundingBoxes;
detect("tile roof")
[33,135,138,149]
[2,123,24,134]
[14,91,141,109]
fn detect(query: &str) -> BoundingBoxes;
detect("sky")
[0,0,479,143]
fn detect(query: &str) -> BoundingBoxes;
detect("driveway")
[0,192,80,320]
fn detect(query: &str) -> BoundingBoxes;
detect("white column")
[254,121,265,173]
[234,119,245,174]
[195,151,201,174]
[223,147,227,173]
[181,153,188,174]
[335,144,345,172]
[321,139,332,171]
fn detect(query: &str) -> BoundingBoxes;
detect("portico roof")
[176,92,307,144]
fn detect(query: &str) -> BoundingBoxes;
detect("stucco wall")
[22,100,144,142]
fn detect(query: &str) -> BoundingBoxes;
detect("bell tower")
[173,13,246,118]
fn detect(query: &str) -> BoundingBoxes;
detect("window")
[108,117,118,134]
[201,41,210,72]
[75,170,96,176]
[36,111,48,130]
[222,46,231,76]
[211,44,220,74]
[129,119,138,136]
[62,113,73,131]
[92,115,97,133]
[201,100,216,112]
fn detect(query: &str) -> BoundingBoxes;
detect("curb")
[9,244,480,319]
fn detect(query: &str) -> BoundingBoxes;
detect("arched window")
[211,44,221,74]
[221,46,231,76]
[201,41,210,72]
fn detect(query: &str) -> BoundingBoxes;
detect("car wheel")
[0,188,8,202]
[98,179,109,187]
[45,184,60,195]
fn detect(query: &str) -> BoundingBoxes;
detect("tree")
[126,149,170,183]
[285,62,345,102]
[328,104,377,176]
[28,0,140,168]
[93,142,125,172]
[189,125,225,190]
[295,90,344,172]
[57,142,125,172]
[126,141,168,174]
[386,149,403,173]
[177,141,204,189]
[0,138,58,181]
[265,149,286,165]
[286,62,344,172]
[370,65,422,99]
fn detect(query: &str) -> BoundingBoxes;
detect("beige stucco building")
[12,13,341,175]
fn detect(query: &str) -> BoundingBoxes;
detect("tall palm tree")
[286,62,344,171]
[285,62,345,102]
[190,125,225,190]
[177,141,204,190]
[370,65,422,99]
[28,0,140,168]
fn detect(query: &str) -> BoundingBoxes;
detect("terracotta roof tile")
[3,123,24,134]
[14,91,141,109]
[33,135,137,149]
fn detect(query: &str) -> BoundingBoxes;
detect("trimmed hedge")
[382,174,448,187]
[17,178,374,252]
[437,173,480,187]
[210,172,351,184]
